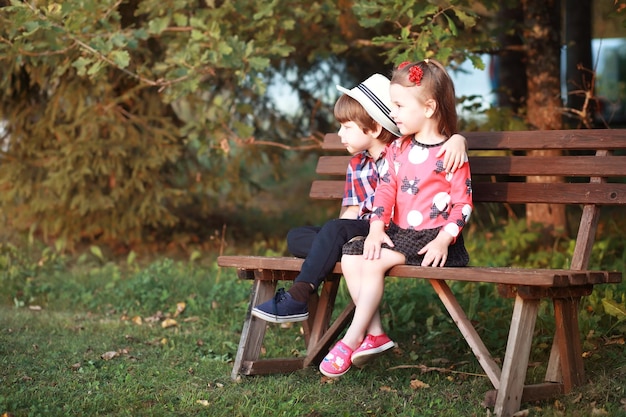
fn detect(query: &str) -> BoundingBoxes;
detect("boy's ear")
[372,123,383,137]
[424,99,437,118]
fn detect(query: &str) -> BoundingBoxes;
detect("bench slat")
[311,180,626,204]
[323,130,626,151]
[216,256,621,287]
[317,155,626,177]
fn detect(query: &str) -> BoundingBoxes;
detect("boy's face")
[337,121,378,154]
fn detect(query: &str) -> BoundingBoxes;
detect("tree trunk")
[494,1,527,111]
[564,0,594,128]
[523,0,567,235]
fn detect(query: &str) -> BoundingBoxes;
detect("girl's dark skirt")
[342,221,469,267]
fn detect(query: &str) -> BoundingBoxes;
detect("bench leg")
[429,279,502,389]
[548,297,585,391]
[230,279,277,380]
[303,276,341,349]
[494,295,539,417]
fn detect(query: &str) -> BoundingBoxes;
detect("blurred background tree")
[0,0,624,253]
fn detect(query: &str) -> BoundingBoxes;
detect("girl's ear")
[424,99,437,118]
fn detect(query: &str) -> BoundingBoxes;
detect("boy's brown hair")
[334,95,397,145]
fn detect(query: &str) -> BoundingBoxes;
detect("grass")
[1,239,626,416]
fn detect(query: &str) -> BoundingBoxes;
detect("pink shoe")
[319,340,353,377]
[351,334,395,367]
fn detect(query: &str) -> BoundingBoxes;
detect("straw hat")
[336,74,401,137]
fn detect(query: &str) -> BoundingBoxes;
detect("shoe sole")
[251,308,309,323]
[319,364,351,378]
[351,341,396,367]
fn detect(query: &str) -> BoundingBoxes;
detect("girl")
[319,60,473,378]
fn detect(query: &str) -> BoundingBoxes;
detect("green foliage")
[0,0,341,249]
[351,0,494,67]
[0,0,498,250]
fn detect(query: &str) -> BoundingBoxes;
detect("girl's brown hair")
[334,95,397,145]
[391,59,457,138]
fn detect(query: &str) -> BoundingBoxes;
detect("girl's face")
[389,84,429,136]
[337,121,377,154]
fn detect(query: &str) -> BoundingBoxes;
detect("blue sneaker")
[251,288,309,323]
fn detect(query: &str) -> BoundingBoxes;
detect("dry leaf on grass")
[196,400,210,406]
[591,402,609,416]
[320,375,336,384]
[604,336,625,345]
[101,351,118,360]
[512,409,529,417]
[379,386,397,393]
[132,316,143,325]
[409,379,430,390]
[173,302,186,317]
[161,318,177,329]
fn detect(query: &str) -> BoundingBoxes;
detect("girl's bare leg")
[340,249,405,349]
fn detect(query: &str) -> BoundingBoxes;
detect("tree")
[522,0,567,233]
[0,0,483,250]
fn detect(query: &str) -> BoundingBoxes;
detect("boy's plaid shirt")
[342,149,386,220]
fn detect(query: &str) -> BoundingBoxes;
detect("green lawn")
[1,245,625,416]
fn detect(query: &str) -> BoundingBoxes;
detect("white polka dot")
[432,192,451,212]
[407,210,423,227]
[408,145,429,164]
[462,204,473,222]
[444,223,460,237]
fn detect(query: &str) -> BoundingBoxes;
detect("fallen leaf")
[101,351,118,360]
[173,302,186,317]
[512,410,529,417]
[554,399,565,411]
[183,316,199,323]
[196,400,210,406]
[572,393,583,404]
[604,336,625,345]
[379,385,397,392]
[320,375,335,384]
[591,406,609,416]
[410,379,430,390]
[28,305,42,311]
[132,316,143,325]
[70,362,82,371]
[161,318,177,329]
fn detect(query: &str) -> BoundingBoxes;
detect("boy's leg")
[286,225,321,258]
[252,219,369,323]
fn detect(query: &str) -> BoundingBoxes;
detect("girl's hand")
[437,133,467,173]
[363,229,394,260]
[418,232,453,267]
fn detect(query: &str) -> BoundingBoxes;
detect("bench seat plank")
[217,255,621,287]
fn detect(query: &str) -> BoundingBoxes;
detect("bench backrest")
[311,130,626,270]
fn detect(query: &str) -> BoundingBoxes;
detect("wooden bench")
[217,129,625,417]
